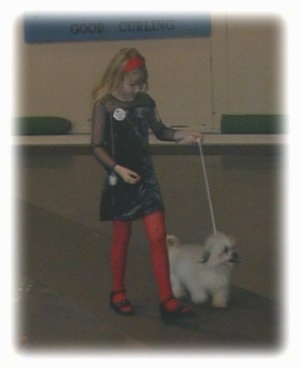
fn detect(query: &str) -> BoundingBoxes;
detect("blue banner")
[24,14,211,43]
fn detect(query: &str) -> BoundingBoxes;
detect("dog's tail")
[166,235,181,249]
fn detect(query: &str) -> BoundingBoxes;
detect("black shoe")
[159,297,193,322]
[109,290,135,316]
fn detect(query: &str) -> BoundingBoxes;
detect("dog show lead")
[197,138,217,235]
[91,48,203,321]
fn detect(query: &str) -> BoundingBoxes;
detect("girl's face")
[116,69,146,101]
[121,78,142,101]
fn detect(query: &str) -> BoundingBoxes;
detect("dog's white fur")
[167,232,238,308]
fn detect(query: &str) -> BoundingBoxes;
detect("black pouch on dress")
[100,178,115,221]
[100,113,117,221]
[100,176,139,221]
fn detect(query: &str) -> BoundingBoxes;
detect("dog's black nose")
[229,252,239,263]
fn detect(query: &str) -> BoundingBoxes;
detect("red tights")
[110,211,173,303]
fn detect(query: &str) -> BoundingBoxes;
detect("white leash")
[196,138,217,235]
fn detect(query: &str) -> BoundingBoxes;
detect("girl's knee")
[143,211,166,243]
[112,221,132,244]
[150,226,166,244]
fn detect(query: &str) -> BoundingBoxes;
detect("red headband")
[123,56,145,73]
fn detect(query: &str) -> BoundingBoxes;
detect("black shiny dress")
[92,92,177,221]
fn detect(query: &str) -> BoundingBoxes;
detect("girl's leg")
[110,220,133,313]
[142,211,173,301]
[143,211,192,315]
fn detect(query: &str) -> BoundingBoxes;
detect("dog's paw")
[212,300,228,309]
[190,291,208,304]
[211,293,228,308]
[172,286,188,299]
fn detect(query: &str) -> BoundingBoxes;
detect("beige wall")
[16,15,283,133]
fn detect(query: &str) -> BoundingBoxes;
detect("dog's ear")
[199,250,210,263]
[166,235,180,248]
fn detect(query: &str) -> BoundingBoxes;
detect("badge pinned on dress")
[113,108,126,121]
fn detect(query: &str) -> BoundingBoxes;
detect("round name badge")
[113,108,126,121]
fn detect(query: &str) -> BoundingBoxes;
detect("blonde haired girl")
[92,48,203,321]
[93,48,148,101]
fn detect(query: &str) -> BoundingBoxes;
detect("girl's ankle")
[111,290,127,303]
[161,297,181,311]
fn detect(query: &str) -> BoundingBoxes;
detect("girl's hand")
[175,130,205,143]
[114,165,141,184]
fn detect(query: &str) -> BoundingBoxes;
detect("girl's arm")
[148,109,177,141]
[91,101,116,170]
[150,108,204,142]
[92,101,141,184]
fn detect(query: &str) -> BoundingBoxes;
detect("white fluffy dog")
[167,232,238,308]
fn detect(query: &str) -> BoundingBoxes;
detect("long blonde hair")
[93,48,148,102]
